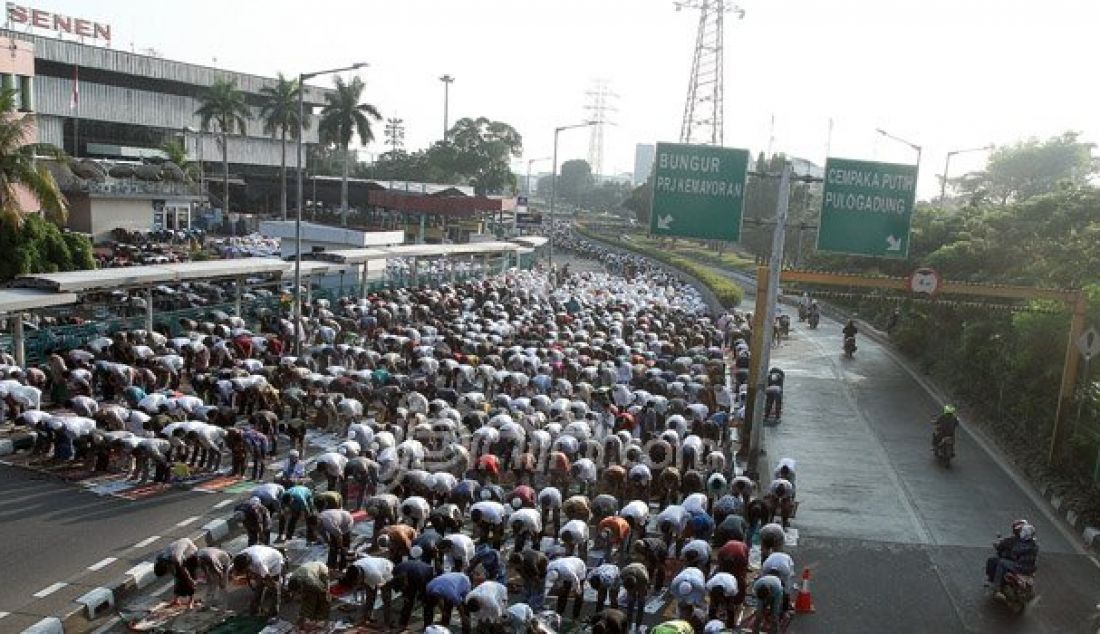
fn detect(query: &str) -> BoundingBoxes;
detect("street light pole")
[439,74,454,141]
[940,144,994,204]
[548,122,596,281]
[294,62,368,357]
[875,126,919,166]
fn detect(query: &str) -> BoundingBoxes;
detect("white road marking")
[90,616,122,634]
[133,536,160,548]
[0,611,10,619]
[33,582,68,598]
[212,498,234,510]
[176,515,200,527]
[87,557,118,571]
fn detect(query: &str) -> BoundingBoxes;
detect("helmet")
[943,405,956,415]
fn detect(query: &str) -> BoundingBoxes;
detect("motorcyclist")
[932,405,959,452]
[808,301,820,327]
[842,319,858,354]
[986,520,1038,595]
[798,292,811,320]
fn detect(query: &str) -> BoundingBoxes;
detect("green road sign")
[817,157,918,258]
[649,142,749,241]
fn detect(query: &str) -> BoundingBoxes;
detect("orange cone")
[794,567,816,614]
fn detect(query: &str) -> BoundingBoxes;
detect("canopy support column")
[145,287,154,333]
[12,312,25,368]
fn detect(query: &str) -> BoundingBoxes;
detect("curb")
[58,514,244,632]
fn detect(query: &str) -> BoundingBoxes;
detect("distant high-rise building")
[633,144,655,185]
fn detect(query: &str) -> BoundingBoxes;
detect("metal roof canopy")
[0,289,78,313]
[312,248,392,265]
[16,259,289,292]
[295,260,353,276]
[513,236,549,248]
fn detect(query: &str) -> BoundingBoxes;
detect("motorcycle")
[797,304,808,321]
[808,311,820,329]
[778,314,791,338]
[934,434,955,467]
[843,336,856,358]
[990,537,1036,614]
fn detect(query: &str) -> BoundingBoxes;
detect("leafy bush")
[576,226,744,307]
[0,215,95,281]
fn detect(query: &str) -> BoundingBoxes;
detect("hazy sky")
[28,0,1100,197]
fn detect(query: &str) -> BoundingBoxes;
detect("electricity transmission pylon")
[675,0,744,146]
[584,79,617,178]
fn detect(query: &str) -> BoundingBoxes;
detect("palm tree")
[195,79,251,232]
[318,76,381,218]
[259,74,305,221]
[158,138,199,181]
[0,88,67,227]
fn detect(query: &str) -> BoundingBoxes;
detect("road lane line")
[0,611,10,619]
[33,582,68,598]
[176,515,200,527]
[212,498,234,510]
[88,557,118,571]
[132,536,160,548]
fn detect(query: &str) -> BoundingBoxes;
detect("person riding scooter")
[986,520,1038,598]
[842,320,858,356]
[932,405,959,454]
[807,302,820,329]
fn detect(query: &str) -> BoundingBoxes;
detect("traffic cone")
[794,567,816,614]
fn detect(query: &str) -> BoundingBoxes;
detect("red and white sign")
[908,267,942,296]
[7,3,111,41]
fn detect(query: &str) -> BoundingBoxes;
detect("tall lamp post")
[940,144,994,204]
[875,127,922,166]
[439,74,454,141]
[525,156,551,198]
[294,62,368,356]
[548,122,597,279]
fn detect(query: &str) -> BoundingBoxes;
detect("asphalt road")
[0,463,248,630]
[771,313,1100,633]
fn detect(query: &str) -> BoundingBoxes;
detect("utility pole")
[744,163,791,476]
[439,74,454,141]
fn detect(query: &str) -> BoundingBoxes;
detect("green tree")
[158,138,199,181]
[195,79,252,221]
[953,131,1097,205]
[319,76,382,216]
[624,176,653,224]
[259,74,306,220]
[446,117,522,195]
[558,159,593,205]
[0,88,68,227]
[0,214,94,281]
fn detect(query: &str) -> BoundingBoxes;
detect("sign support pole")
[1050,291,1088,461]
[745,163,791,476]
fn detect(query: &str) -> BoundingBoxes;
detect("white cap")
[288,450,300,459]
[678,581,692,597]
